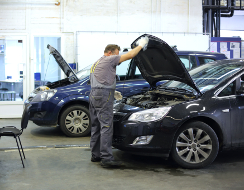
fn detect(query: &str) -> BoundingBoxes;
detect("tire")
[59,105,91,137]
[171,121,219,169]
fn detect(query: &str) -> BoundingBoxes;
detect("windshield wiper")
[158,86,194,95]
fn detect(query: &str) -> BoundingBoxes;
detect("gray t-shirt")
[94,55,121,86]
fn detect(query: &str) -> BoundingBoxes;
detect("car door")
[228,75,244,147]
[215,80,235,148]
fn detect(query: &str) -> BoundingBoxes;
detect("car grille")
[113,136,125,145]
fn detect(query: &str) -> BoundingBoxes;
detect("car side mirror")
[116,74,120,81]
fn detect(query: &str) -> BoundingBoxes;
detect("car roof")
[175,50,225,56]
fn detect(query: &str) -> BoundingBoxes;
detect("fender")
[52,94,90,121]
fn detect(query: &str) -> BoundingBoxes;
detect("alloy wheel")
[176,127,212,164]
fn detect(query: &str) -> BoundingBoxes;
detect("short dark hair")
[104,44,121,53]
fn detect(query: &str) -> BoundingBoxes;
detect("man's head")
[104,44,120,56]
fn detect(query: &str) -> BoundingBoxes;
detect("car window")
[135,66,140,75]
[218,81,235,97]
[198,57,216,65]
[116,59,131,81]
[237,75,244,93]
[178,55,190,69]
[190,56,197,69]
[134,66,143,79]
[178,55,197,70]
[126,59,143,80]
[76,64,92,80]
[162,63,242,94]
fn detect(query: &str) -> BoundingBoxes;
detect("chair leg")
[17,136,25,159]
[15,136,25,168]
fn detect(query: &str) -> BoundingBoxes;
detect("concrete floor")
[1,119,244,190]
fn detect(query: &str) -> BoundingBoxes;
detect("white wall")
[221,11,244,31]
[0,0,203,118]
[63,0,202,34]
[0,0,203,63]
[77,32,210,69]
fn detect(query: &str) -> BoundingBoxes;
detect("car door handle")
[222,109,229,113]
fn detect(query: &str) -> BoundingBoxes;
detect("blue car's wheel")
[59,105,91,137]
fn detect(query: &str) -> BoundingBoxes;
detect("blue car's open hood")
[131,34,201,95]
[47,44,79,82]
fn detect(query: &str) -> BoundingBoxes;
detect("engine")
[121,89,195,109]
[46,77,74,89]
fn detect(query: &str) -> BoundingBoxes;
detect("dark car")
[24,37,227,137]
[175,50,227,70]
[112,34,244,169]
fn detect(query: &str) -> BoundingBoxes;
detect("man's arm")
[119,46,142,63]
[119,37,149,63]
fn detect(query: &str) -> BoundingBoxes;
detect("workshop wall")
[0,0,202,63]
[0,0,203,118]
[63,0,202,33]
[221,11,244,31]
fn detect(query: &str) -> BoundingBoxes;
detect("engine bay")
[121,89,196,109]
[46,77,75,89]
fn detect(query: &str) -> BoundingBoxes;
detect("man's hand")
[114,91,123,101]
[119,36,149,63]
[136,36,149,49]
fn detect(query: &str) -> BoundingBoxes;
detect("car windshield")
[161,63,242,93]
[76,64,92,80]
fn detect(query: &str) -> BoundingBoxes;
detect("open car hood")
[47,44,79,82]
[131,34,201,95]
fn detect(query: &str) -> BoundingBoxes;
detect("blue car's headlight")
[32,89,57,102]
[128,107,171,122]
[25,86,51,103]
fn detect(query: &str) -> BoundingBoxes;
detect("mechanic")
[89,36,149,167]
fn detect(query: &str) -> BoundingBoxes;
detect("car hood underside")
[131,34,201,95]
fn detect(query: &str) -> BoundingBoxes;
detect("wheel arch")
[57,100,89,125]
[174,116,224,151]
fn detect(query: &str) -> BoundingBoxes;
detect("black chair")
[0,104,31,168]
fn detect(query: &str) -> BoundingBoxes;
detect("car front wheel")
[59,105,91,137]
[171,121,219,169]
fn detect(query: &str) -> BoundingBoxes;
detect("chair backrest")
[21,104,31,130]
